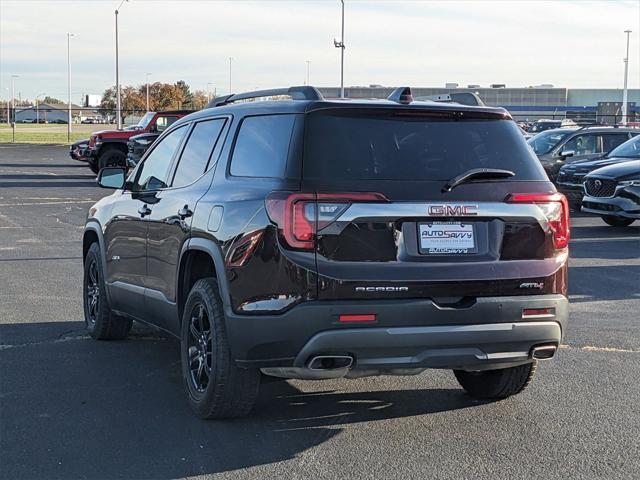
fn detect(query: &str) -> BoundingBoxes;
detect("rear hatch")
[268,107,569,301]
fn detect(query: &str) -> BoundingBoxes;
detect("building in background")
[317,86,640,124]
[15,103,103,123]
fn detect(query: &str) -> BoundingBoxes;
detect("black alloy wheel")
[85,258,100,326]
[187,303,213,393]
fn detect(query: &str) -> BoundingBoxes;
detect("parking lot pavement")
[1,144,639,480]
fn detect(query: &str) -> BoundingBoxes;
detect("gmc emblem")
[428,205,479,216]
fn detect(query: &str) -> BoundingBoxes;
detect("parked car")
[86,110,190,174]
[84,86,569,419]
[528,119,577,134]
[69,138,90,162]
[527,125,639,181]
[581,160,640,227]
[126,132,159,168]
[557,135,640,209]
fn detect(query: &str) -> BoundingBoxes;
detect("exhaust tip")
[308,355,354,370]
[531,344,557,360]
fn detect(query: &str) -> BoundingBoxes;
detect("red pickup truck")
[86,110,190,174]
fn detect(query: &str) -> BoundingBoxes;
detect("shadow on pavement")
[0,321,475,479]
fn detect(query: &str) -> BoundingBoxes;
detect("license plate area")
[418,222,477,255]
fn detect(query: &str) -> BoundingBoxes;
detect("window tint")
[528,129,574,155]
[304,111,545,182]
[608,135,640,158]
[134,125,186,190]
[230,114,295,177]
[172,119,226,187]
[562,134,598,155]
[602,133,630,153]
[155,115,179,132]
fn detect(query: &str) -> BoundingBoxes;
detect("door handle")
[178,205,193,219]
[138,204,152,217]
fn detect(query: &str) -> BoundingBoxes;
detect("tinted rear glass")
[304,110,546,181]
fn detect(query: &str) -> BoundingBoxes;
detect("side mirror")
[149,123,158,133]
[560,149,575,159]
[97,167,126,189]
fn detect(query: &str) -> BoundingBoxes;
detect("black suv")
[557,135,640,209]
[83,86,569,419]
[581,160,640,227]
[527,125,638,181]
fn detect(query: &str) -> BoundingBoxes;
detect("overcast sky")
[1,0,639,103]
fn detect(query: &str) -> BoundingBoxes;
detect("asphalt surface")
[1,144,639,480]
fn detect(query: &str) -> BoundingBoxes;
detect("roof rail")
[387,87,413,104]
[207,86,323,108]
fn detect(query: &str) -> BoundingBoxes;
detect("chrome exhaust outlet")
[531,344,557,360]
[308,355,354,370]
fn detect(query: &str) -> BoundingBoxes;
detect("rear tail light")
[507,192,570,249]
[265,192,388,250]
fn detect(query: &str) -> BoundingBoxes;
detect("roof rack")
[207,86,323,108]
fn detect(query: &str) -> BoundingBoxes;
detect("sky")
[0,0,639,104]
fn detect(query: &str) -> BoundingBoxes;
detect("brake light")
[507,192,570,249]
[265,192,388,250]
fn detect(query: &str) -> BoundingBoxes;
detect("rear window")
[230,114,295,178]
[304,110,546,181]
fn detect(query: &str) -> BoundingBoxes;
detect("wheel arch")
[83,221,112,304]
[177,238,232,323]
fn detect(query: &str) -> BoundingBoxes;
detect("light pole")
[115,0,128,129]
[146,72,152,112]
[622,29,632,125]
[229,57,233,94]
[10,74,18,123]
[305,60,311,85]
[67,32,75,141]
[333,0,345,98]
[207,82,214,101]
[35,92,45,124]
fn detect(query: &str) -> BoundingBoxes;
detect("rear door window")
[155,115,180,133]
[304,110,545,181]
[601,133,631,153]
[172,119,226,187]
[230,114,295,178]
[562,134,598,155]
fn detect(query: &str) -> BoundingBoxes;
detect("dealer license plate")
[418,222,477,255]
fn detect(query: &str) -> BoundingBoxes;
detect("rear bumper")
[582,194,640,219]
[227,294,568,371]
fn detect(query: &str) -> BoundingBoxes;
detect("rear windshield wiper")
[442,168,515,193]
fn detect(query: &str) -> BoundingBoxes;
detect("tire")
[601,216,635,227]
[180,278,260,419]
[88,159,99,175]
[98,148,126,170]
[454,361,537,400]
[83,242,132,340]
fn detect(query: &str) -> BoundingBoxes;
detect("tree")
[43,96,64,105]
[192,90,209,110]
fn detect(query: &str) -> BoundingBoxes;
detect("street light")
[146,72,152,112]
[207,82,215,101]
[229,57,233,94]
[4,88,9,124]
[305,60,311,85]
[622,29,632,125]
[115,0,129,129]
[35,92,45,124]
[67,32,75,141]
[333,0,345,98]
[10,74,18,123]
